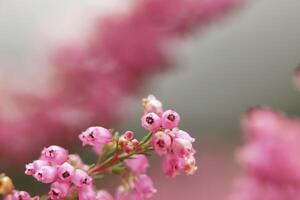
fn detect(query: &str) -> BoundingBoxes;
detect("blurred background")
[1,0,300,199]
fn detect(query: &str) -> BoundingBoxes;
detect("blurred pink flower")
[231,107,300,200]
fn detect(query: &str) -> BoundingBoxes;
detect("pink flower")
[41,146,68,165]
[34,166,57,184]
[171,138,194,158]
[232,107,300,199]
[135,174,157,198]
[141,112,161,132]
[162,153,184,177]
[72,169,93,187]
[150,131,172,156]
[78,186,96,200]
[182,155,197,175]
[173,129,195,143]
[25,160,49,176]
[142,95,163,115]
[96,190,114,200]
[49,181,70,200]
[12,191,32,200]
[79,127,112,146]
[124,154,149,174]
[57,162,75,182]
[242,107,285,140]
[161,110,180,129]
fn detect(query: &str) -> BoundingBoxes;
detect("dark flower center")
[167,114,175,121]
[157,140,165,148]
[62,171,70,178]
[146,116,154,124]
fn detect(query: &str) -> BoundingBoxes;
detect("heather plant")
[0,95,197,200]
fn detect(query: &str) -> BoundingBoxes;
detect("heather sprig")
[0,95,197,200]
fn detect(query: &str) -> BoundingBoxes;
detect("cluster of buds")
[0,95,197,200]
[24,145,100,200]
[141,95,197,177]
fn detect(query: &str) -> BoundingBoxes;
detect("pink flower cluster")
[1,95,196,200]
[141,95,197,177]
[24,145,100,200]
[230,107,300,200]
[0,0,242,164]
[22,142,156,200]
[4,190,39,200]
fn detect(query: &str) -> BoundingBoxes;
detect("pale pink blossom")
[34,166,57,184]
[124,154,149,174]
[141,112,161,132]
[150,131,172,156]
[57,162,75,182]
[78,186,96,200]
[49,181,70,200]
[41,146,68,165]
[161,110,180,129]
[142,95,163,115]
[72,169,93,187]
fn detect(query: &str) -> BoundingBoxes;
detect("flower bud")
[142,95,163,115]
[72,169,92,187]
[0,175,14,195]
[79,127,112,147]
